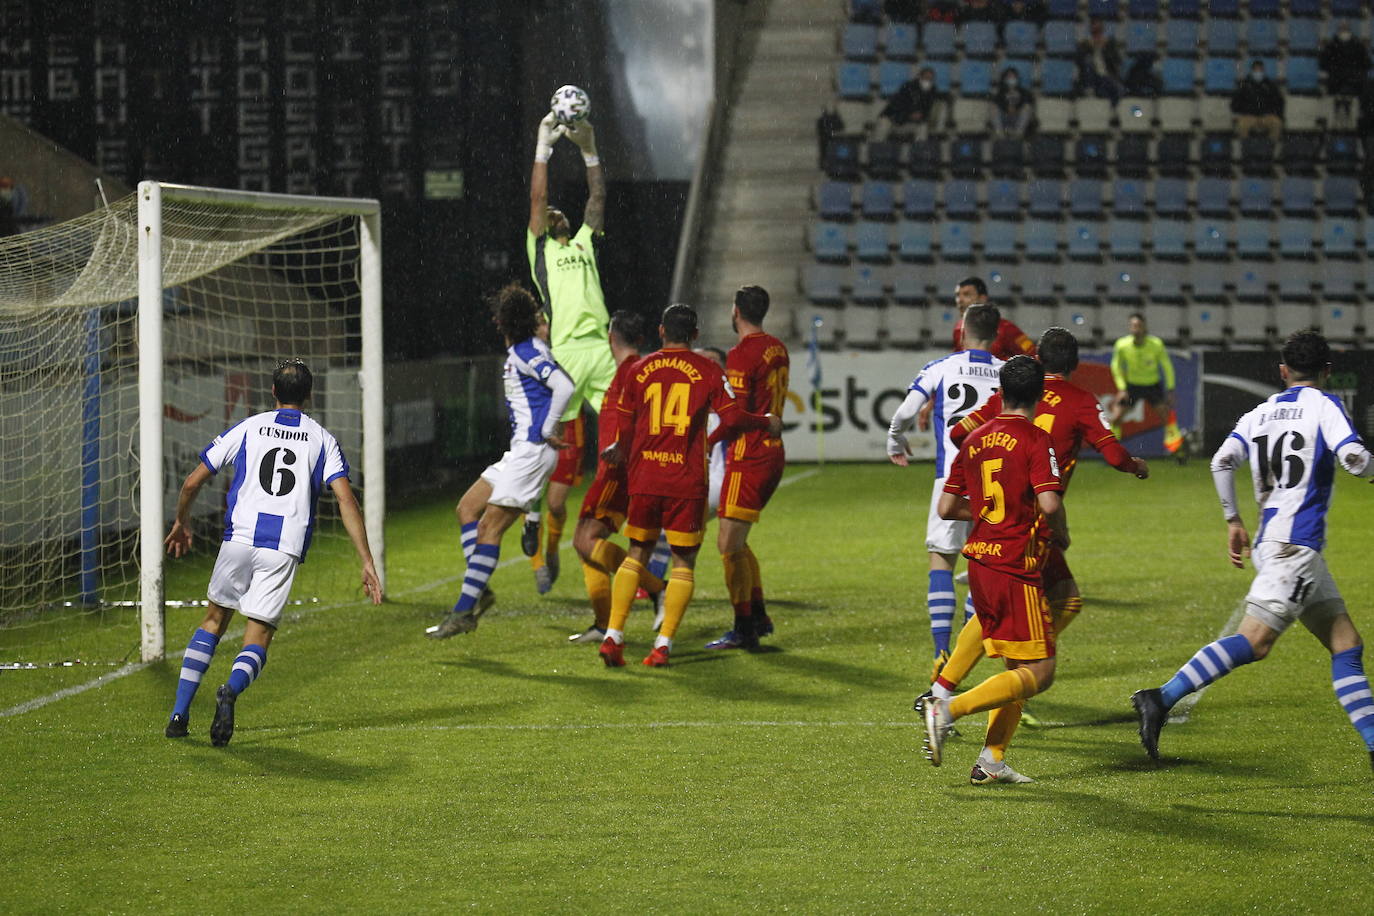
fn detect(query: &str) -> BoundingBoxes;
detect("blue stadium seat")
[1324,177,1361,217]
[1248,0,1281,16]
[861,181,897,219]
[825,136,863,180]
[1047,0,1078,18]
[1020,268,1058,302]
[1045,22,1079,57]
[987,180,1023,219]
[923,22,956,59]
[1003,58,1035,87]
[957,60,993,97]
[1240,137,1275,177]
[1193,220,1230,259]
[850,264,887,302]
[961,22,997,59]
[818,182,854,220]
[883,23,918,60]
[1196,177,1231,217]
[943,179,979,219]
[1029,180,1065,219]
[1070,179,1105,217]
[1030,135,1067,176]
[849,0,882,23]
[1324,219,1360,259]
[1286,20,1319,56]
[1234,265,1271,301]
[1205,20,1238,57]
[1108,219,1146,258]
[891,270,929,305]
[1074,135,1110,176]
[1282,134,1321,176]
[1154,178,1190,218]
[866,140,903,178]
[854,220,892,261]
[1107,268,1144,302]
[1127,0,1158,16]
[1244,20,1278,56]
[1208,0,1238,17]
[1289,0,1321,15]
[1238,179,1273,217]
[1024,220,1062,260]
[1112,179,1147,217]
[1168,0,1199,16]
[1042,59,1078,96]
[927,61,954,92]
[1189,262,1226,301]
[1203,58,1236,95]
[1326,134,1361,176]
[1331,0,1362,16]
[1162,58,1197,95]
[812,222,850,261]
[949,136,984,177]
[992,137,1026,178]
[1158,135,1192,176]
[1278,218,1316,258]
[1200,133,1233,176]
[802,263,845,303]
[1004,22,1039,58]
[843,23,880,61]
[1320,262,1360,302]
[1088,0,1120,17]
[983,220,1020,260]
[1068,222,1103,260]
[1148,263,1187,302]
[1116,135,1151,177]
[877,61,913,98]
[1236,219,1272,260]
[939,222,975,260]
[1152,220,1189,258]
[908,139,942,178]
[1125,21,1158,56]
[837,63,873,100]
[1285,57,1320,95]
[897,220,934,261]
[1276,263,1315,303]
[1280,177,1316,216]
[902,180,937,219]
[1165,21,1199,58]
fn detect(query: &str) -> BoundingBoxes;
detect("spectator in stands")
[884,0,923,22]
[957,0,1001,23]
[1075,19,1124,105]
[992,67,1035,137]
[926,1,958,23]
[876,67,950,141]
[1231,60,1284,141]
[816,106,845,170]
[1320,22,1370,130]
[1123,53,1163,98]
[1000,0,1046,23]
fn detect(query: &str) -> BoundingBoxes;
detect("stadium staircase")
[0,114,129,230]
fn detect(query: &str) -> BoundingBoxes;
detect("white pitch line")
[254,719,915,735]
[2,467,827,719]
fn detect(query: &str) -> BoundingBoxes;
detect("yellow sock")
[590,538,626,574]
[721,549,752,615]
[937,614,986,686]
[530,518,545,569]
[658,568,695,639]
[545,513,565,558]
[607,558,644,634]
[1051,596,1083,635]
[744,546,763,602]
[949,666,1039,719]
[582,561,611,628]
[983,700,1024,763]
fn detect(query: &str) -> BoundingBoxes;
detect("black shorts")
[1124,383,1167,407]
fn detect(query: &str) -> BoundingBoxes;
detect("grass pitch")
[3,462,1373,913]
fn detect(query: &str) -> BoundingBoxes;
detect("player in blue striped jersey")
[163,359,382,745]
[427,285,575,639]
[1133,330,1374,772]
[887,304,1005,671]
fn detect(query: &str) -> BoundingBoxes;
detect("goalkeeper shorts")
[553,339,616,422]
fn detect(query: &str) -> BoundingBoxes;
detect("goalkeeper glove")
[565,120,599,167]
[535,112,566,164]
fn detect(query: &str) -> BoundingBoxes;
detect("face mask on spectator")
[1005,75,1019,87]
[1250,69,1264,81]
[1339,29,1352,41]
[919,78,933,90]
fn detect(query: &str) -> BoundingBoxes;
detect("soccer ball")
[550,85,591,125]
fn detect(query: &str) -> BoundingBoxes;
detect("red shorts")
[624,493,706,548]
[718,454,785,523]
[968,561,1055,661]
[1041,542,1072,593]
[549,414,586,487]
[578,465,628,531]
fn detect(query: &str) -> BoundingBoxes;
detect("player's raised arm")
[164,463,214,557]
[887,386,929,466]
[565,121,605,234]
[529,112,564,235]
[330,476,382,604]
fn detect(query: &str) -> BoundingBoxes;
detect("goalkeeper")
[523,112,617,594]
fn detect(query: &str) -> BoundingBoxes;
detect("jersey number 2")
[259,447,299,496]
[645,382,690,436]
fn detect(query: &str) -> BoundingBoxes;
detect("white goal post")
[136,182,385,662]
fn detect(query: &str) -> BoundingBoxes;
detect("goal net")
[0,182,384,667]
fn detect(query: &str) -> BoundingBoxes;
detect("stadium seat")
[1208,0,1238,17]
[1193,220,1231,259]
[950,98,990,134]
[1152,220,1189,258]
[845,301,884,346]
[1013,304,1057,339]
[1230,303,1272,343]
[812,222,850,262]
[1289,0,1321,15]
[1153,177,1190,218]
[1147,263,1187,304]
[1168,0,1200,17]
[949,136,984,177]
[1281,134,1321,176]
[854,220,892,261]
[1236,218,1272,260]
[1127,0,1159,16]
[1004,22,1039,58]
[861,181,897,220]
[1198,96,1233,132]
[1199,133,1233,177]
[818,181,854,220]
[891,271,929,307]
[987,179,1023,219]
[1161,57,1197,94]
[927,60,954,92]
[923,22,956,59]
[1068,221,1103,260]
[1277,261,1318,304]
[1188,304,1226,344]
[1108,219,1146,258]
[1125,21,1158,56]
[1028,180,1065,219]
[1041,59,1077,97]
[1156,97,1194,132]
[1044,22,1078,57]
[849,264,888,305]
[1029,135,1067,177]
[1155,134,1192,176]
[1324,177,1361,218]
[849,0,882,23]
[1117,99,1154,133]
[865,140,904,179]
[1112,179,1147,218]
[1074,135,1109,177]
[835,99,873,133]
[1320,260,1360,302]
[1323,219,1360,259]
[1003,58,1035,88]
[943,179,979,219]
[1196,177,1231,217]
[843,23,880,61]
[824,136,863,180]
[1331,0,1362,17]
[990,138,1025,179]
[1248,0,1281,17]
[1047,0,1078,21]
[1205,20,1238,57]
[1285,57,1320,96]
[1116,135,1150,177]
[1061,262,1103,303]
[802,262,846,303]
[1203,58,1236,95]
[1106,267,1144,302]
[902,180,937,219]
[1069,179,1105,217]
[1315,301,1360,341]
[837,63,873,100]
[1238,179,1273,217]
[1286,20,1320,56]
[982,220,1019,260]
[1277,177,1315,217]
[882,23,918,60]
[1024,220,1062,260]
[1278,218,1316,258]
[877,61,914,98]
[1019,267,1058,301]
[961,22,997,59]
[956,60,993,98]
[1326,134,1361,176]
[983,266,1016,302]
[1189,261,1227,301]
[908,140,942,179]
[1036,99,1074,134]
[1244,20,1278,56]
[938,221,975,260]
[897,220,934,261]
[1285,97,1327,133]
[1164,22,1199,59]
[1076,99,1114,132]
[1087,0,1120,17]
[1239,138,1274,177]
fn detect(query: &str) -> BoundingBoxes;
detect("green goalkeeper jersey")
[527,224,610,350]
[1110,333,1175,391]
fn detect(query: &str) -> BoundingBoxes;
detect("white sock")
[931,683,954,700]
[653,634,672,650]
[605,628,624,645]
[525,511,540,523]
[977,749,1004,772]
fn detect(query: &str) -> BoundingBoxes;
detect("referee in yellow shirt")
[1108,313,1185,457]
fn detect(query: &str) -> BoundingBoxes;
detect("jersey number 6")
[259,447,299,496]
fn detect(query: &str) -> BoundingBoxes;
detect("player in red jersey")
[707,285,790,651]
[567,311,668,644]
[928,328,1151,719]
[924,355,1066,784]
[597,303,781,667]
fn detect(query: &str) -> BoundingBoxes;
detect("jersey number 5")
[980,458,1006,524]
[644,382,690,436]
[259,447,299,496]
